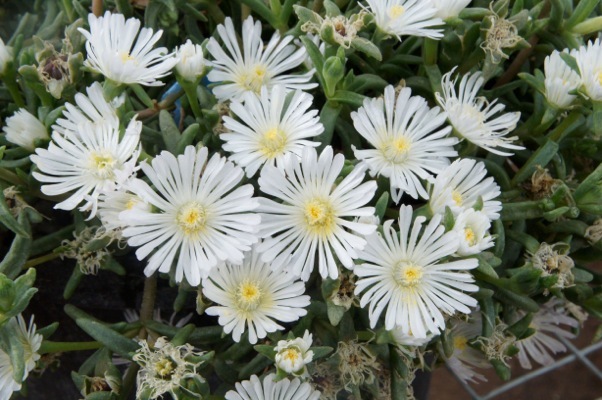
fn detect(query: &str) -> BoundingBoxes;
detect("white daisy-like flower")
[446,312,491,383]
[98,187,151,232]
[133,337,206,400]
[362,0,443,40]
[119,145,260,286]
[0,37,12,75]
[226,374,321,400]
[544,50,581,109]
[274,330,314,376]
[78,11,178,86]
[203,247,310,344]
[175,39,206,82]
[428,158,502,221]
[354,205,479,337]
[207,16,316,102]
[351,85,457,202]
[436,68,523,156]
[257,146,377,281]
[2,109,48,151]
[431,0,472,20]
[53,82,119,137]
[0,315,43,400]
[222,85,322,177]
[452,209,494,256]
[572,39,602,101]
[391,329,437,347]
[31,119,141,216]
[515,300,578,369]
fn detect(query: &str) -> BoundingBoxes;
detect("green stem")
[39,340,101,354]
[138,273,157,339]
[546,111,583,142]
[182,81,204,120]
[22,252,60,269]
[423,38,438,66]
[119,363,140,400]
[200,0,225,24]
[3,69,25,108]
[0,168,25,186]
[61,0,74,21]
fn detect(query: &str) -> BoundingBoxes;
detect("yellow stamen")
[236,280,263,311]
[382,136,412,163]
[154,358,175,378]
[394,262,423,287]
[597,71,602,86]
[283,348,301,363]
[177,202,208,235]
[453,336,468,351]
[452,190,463,206]
[119,51,136,63]
[304,199,335,236]
[239,64,268,93]
[259,127,288,158]
[89,151,116,179]
[464,228,476,246]
[389,5,405,19]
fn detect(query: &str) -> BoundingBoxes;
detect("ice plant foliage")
[120,146,260,286]
[351,85,456,201]
[355,205,478,336]
[78,11,178,86]
[202,247,310,343]
[257,146,377,281]
[207,16,316,102]
[5,1,602,398]
[222,85,323,177]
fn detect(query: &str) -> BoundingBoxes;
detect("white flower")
[362,0,443,40]
[452,209,494,256]
[226,374,321,400]
[544,50,581,109]
[0,37,12,75]
[0,315,43,400]
[572,39,602,101]
[207,16,316,102]
[78,11,178,86]
[203,247,310,344]
[391,329,436,347]
[446,312,491,383]
[222,85,322,177]
[274,330,314,376]
[431,0,472,20]
[98,187,151,232]
[2,109,48,151]
[31,119,141,216]
[515,300,578,369]
[257,146,377,281]
[351,85,456,202]
[53,82,119,137]
[429,158,502,221]
[119,145,260,286]
[175,39,206,82]
[133,337,206,399]
[436,68,523,156]
[354,205,478,337]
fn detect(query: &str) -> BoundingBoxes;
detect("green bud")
[0,275,16,313]
[322,56,345,98]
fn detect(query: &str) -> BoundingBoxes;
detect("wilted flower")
[2,109,48,151]
[445,313,491,383]
[336,340,379,390]
[480,9,522,63]
[60,226,114,275]
[529,242,575,291]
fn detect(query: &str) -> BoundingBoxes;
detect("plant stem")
[39,340,101,354]
[23,252,60,269]
[138,273,157,339]
[423,38,438,65]
[0,168,25,186]
[4,78,25,108]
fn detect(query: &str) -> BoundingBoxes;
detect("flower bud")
[175,40,206,82]
[274,330,314,376]
[2,109,49,151]
[0,37,13,76]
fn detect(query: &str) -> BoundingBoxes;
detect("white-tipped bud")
[2,109,48,151]
[175,39,206,82]
[0,37,13,76]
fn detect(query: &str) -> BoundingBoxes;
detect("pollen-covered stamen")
[89,151,117,179]
[382,136,412,163]
[259,127,288,158]
[394,262,423,287]
[389,5,405,19]
[119,51,137,63]
[464,227,476,246]
[177,202,208,235]
[453,335,468,351]
[154,357,176,379]
[236,280,263,311]
[239,64,269,93]
[304,199,336,235]
[452,190,463,206]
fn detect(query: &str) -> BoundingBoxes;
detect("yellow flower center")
[89,151,116,179]
[283,347,301,363]
[236,280,263,311]
[389,5,405,19]
[154,358,175,379]
[304,199,336,236]
[453,336,468,351]
[177,202,208,236]
[259,127,288,158]
[382,136,412,163]
[464,227,476,246]
[119,51,136,63]
[394,262,423,287]
[452,190,463,206]
[239,64,268,93]
[125,198,138,210]
[597,71,602,86]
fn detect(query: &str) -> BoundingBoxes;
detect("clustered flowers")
[1,1,600,399]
